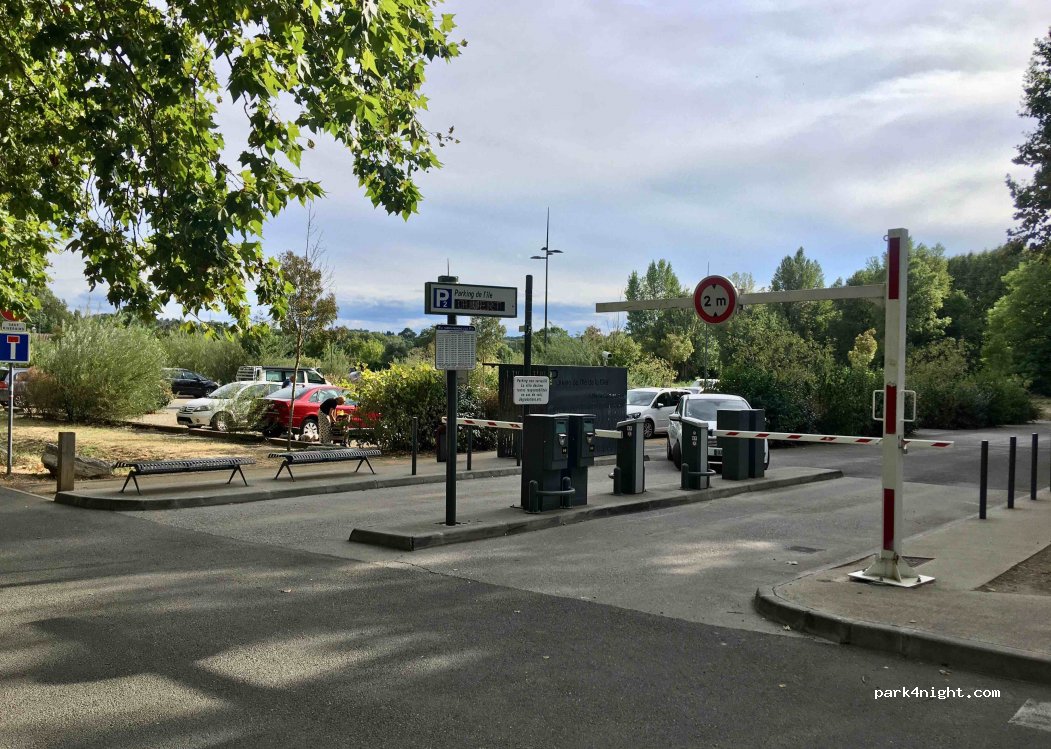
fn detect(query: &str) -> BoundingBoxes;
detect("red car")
[260,385,376,441]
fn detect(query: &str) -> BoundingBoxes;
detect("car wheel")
[299,417,320,442]
[211,412,232,432]
[672,441,682,470]
[643,420,655,440]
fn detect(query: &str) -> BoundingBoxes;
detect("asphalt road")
[3,422,1051,747]
[3,491,1051,749]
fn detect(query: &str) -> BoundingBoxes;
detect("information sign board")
[513,375,550,405]
[434,325,477,371]
[425,282,518,318]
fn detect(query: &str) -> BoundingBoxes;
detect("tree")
[273,212,338,446]
[770,247,834,341]
[1007,29,1051,254]
[27,284,71,333]
[983,258,1051,394]
[625,260,696,359]
[471,316,509,363]
[943,242,1024,358]
[0,0,461,322]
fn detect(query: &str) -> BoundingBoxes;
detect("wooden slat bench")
[115,457,256,495]
[268,448,381,481]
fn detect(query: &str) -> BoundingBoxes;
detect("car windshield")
[684,398,748,421]
[627,390,657,406]
[209,382,247,399]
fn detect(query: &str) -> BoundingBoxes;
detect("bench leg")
[120,472,141,495]
[353,457,376,475]
[227,466,250,487]
[273,461,295,481]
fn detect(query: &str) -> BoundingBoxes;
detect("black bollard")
[979,440,988,520]
[1032,433,1038,501]
[467,428,473,471]
[1008,436,1016,509]
[411,417,418,476]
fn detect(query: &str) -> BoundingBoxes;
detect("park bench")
[268,448,381,481]
[115,457,256,494]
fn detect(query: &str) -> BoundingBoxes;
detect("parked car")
[176,381,283,431]
[0,366,30,410]
[685,378,720,393]
[626,387,691,439]
[162,368,219,398]
[259,385,377,441]
[236,365,328,386]
[666,392,769,471]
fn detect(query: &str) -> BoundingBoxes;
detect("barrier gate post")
[850,229,933,587]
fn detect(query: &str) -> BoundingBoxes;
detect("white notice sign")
[513,376,550,405]
[435,325,477,371]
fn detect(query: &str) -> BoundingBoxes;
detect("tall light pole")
[530,208,562,345]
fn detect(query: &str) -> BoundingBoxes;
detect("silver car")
[626,387,691,439]
[176,381,282,431]
[666,393,770,470]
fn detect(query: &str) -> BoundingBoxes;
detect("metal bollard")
[516,432,521,468]
[467,428,473,471]
[1031,433,1038,501]
[1008,436,1016,509]
[611,466,622,496]
[411,417,418,476]
[979,440,988,520]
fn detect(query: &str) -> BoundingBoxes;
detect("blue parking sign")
[2,333,30,363]
[432,286,452,310]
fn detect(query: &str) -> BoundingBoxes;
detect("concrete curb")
[349,469,843,551]
[753,583,1051,685]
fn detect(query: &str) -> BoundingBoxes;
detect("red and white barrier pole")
[850,228,933,587]
[714,430,952,449]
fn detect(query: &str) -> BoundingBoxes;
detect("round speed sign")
[693,275,738,325]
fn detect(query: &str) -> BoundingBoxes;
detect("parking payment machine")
[611,416,645,494]
[521,414,572,511]
[672,414,715,490]
[562,413,596,506]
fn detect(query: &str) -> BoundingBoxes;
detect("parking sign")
[2,333,30,363]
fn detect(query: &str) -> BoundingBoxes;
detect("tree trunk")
[286,331,304,451]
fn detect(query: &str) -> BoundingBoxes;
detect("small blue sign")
[432,287,452,310]
[1,333,30,363]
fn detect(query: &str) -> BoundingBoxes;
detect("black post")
[411,417,418,476]
[1031,433,1038,501]
[467,428,473,471]
[979,440,988,520]
[439,275,458,526]
[1008,436,1016,509]
[519,274,533,468]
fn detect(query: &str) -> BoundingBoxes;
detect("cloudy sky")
[49,0,1048,334]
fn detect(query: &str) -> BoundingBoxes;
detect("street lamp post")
[530,208,562,345]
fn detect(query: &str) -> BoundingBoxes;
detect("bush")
[719,365,819,433]
[28,317,169,422]
[353,360,496,452]
[909,341,1036,428]
[162,330,247,383]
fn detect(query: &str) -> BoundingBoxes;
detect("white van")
[235,365,328,385]
[626,387,691,439]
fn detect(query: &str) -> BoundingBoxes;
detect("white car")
[176,381,282,431]
[666,393,770,470]
[626,387,691,439]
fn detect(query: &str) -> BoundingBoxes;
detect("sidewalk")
[755,488,1051,684]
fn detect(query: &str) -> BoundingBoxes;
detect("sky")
[47,0,1049,335]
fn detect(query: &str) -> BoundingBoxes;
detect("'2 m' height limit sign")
[693,275,737,325]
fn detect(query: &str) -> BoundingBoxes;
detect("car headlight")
[627,411,641,419]
[193,405,211,412]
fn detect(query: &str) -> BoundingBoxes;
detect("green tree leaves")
[0,0,461,324]
[1008,29,1051,254]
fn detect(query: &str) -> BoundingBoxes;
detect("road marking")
[1009,700,1051,732]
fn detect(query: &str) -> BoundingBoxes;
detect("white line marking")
[1009,700,1051,732]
